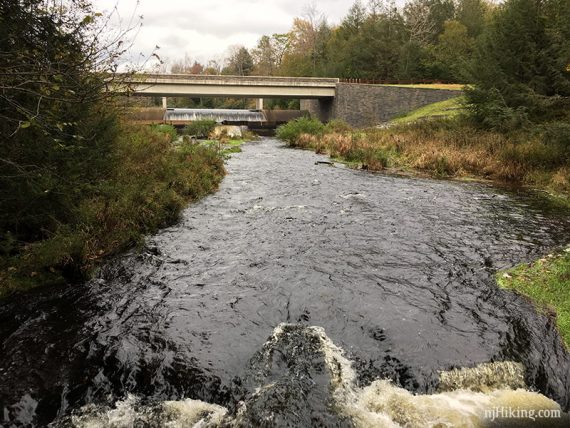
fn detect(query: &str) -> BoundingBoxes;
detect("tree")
[252,35,276,75]
[544,0,570,95]
[0,0,129,241]
[171,55,204,75]
[404,0,436,45]
[352,10,407,80]
[344,0,368,32]
[203,59,223,75]
[251,34,292,76]
[432,20,473,81]
[465,0,570,128]
[280,4,331,76]
[403,0,455,45]
[223,46,254,76]
[456,0,491,38]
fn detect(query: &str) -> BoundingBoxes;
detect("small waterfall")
[163,109,266,123]
[53,324,567,428]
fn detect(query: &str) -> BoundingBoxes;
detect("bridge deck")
[120,74,338,99]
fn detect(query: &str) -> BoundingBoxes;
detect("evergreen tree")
[465,0,570,128]
[456,0,490,38]
[223,46,254,76]
[0,0,122,239]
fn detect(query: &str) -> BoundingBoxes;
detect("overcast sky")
[95,0,398,69]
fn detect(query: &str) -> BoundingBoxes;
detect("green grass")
[276,117,324,144]
[198,137,250,156]
[182,120,217,139]
[228,139,246,146]
[392,97,465,124]
[497,248,570,348]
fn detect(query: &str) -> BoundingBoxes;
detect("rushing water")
[1,138,570,427]
[163,108,265,123]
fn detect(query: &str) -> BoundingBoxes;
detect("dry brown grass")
[294,121,570,196]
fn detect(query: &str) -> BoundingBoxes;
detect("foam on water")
[342,380,563,428]
[438,361,526,392]
[312,324,563,427]
[62,396,227,428]
[58,324,565,428]
[161,400,227,428]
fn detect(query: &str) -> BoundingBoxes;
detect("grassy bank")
[497,249,570,348]
[276,115,570,198]
[391,97,465,124]
[0,124,225,298]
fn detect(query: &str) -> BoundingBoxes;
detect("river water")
[1,138,570,427]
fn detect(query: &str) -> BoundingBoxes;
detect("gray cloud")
[95,0,404,67]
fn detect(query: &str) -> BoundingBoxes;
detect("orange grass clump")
[291,121,569,195]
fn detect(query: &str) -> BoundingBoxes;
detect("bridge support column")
[300,99,333,123]
[255,98,264,110]
[162,97,167,109]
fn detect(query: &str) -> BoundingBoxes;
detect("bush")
[324,119,352,134]
[541,122,570,149]
[276,117,324,145]
[464,87,530,131]
[183,120,217,138]
[0,125,225,297]
[363,148,390,171]
[151,124,178,142]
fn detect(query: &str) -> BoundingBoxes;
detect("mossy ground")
[497,249,570,348]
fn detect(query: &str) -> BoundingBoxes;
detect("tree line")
[172,0,491,82]
[167,0,569,127]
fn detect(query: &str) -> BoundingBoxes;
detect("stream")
[1,138,570,427]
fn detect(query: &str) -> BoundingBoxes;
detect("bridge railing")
[339,78,455,85]
[121,73,339,86]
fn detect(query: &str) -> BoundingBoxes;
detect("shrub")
[324,119,352,134]
[183,120,217,138]
[464,87,530,131]
[151,124,178,142]
[364,149,390,171]
[541,122,570,149]
[0,125,225,297]
[294,133,319,150]
[276,117,324,145]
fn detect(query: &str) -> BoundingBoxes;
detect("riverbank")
[276,117,570,202]
[0,124,225,298]
[3,138,570,425]
[498,249,570,348]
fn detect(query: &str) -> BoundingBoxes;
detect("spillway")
[164,108,266,123]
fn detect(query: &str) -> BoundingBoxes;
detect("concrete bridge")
[121,74,460,127]
[123,74,338,99]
